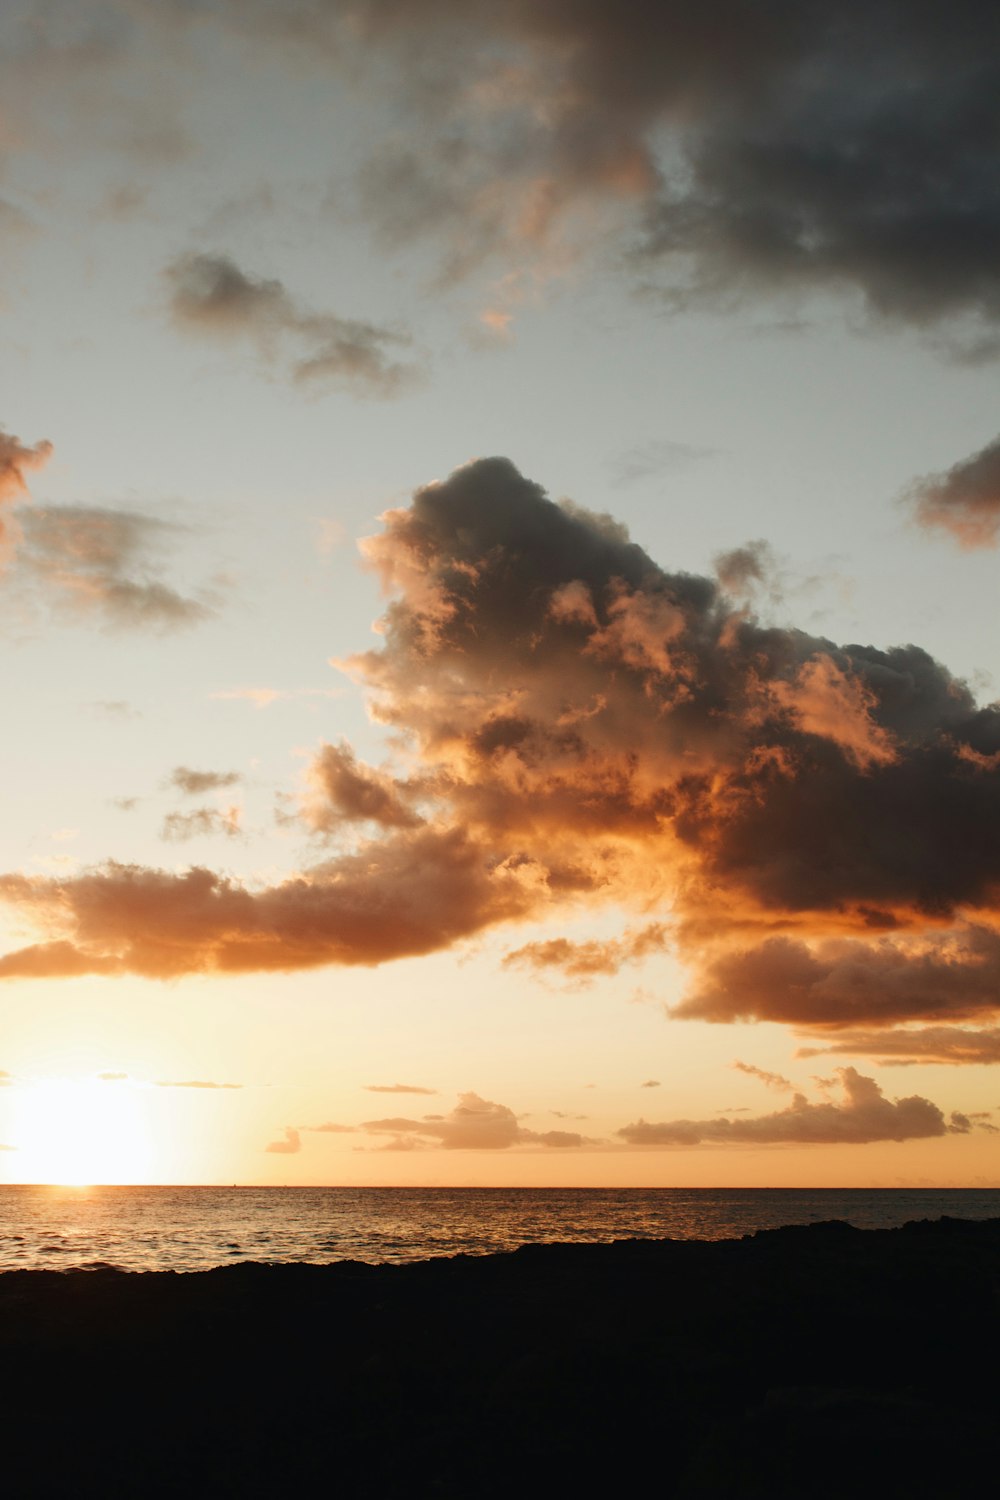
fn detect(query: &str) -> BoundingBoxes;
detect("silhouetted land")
[2,1216,997,1498]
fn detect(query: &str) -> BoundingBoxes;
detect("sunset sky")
[2,0,1000,1187]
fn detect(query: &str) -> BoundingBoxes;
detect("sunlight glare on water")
[1,1186,999,1273]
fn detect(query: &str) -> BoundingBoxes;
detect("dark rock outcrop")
[1,1216,997,1498]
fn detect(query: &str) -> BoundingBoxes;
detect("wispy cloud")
[165,251,421,397]
[363,1083,437,1095]
[16,505,218,632]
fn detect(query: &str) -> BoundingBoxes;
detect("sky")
[2,0,1000,1187]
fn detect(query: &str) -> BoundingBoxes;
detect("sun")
[8,1076,155,1186]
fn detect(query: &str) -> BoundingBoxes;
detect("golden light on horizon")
[8,1077,155,1186]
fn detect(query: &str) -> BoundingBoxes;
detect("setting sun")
[9,1077,154,1186]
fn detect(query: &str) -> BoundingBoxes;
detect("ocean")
[1,1184,999,1272]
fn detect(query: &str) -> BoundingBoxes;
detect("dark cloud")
[165,252,420,397]
[796,1025,1000,1067]
[906,436,1000,549]
[161,807,242,842]
[363,1083,437,1095]
[0,425,52,550]
[640,1079,660,1089]
[16,505,216,631]
[503,923,668,983]
[169,767,241,796]
[3,456,1000,1037]
[679,928,1000,1028]
[618,1068,965,1147]
[194,1,1000,346]
[361,1090,589,1149]
[265,1126,301,1154]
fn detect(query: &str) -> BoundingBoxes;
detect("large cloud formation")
[3,457,1000,1047]
[180,0,1000,348]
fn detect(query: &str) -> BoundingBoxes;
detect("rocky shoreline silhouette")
[2,1215,996,1497]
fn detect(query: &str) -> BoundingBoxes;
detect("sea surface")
[2,1185,999,1273]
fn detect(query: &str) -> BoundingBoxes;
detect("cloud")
[618,1068,967,1147]
[189,2,1000,347]
[301,1121,354,1133]
[0,828,542,977]
[155,1079,243,1089]
[503,923,668,983]
[796,1025,1000,1067]
[363,1083,438,1095]
[361,1090,589,1150]
[305,743,422,832]
[679,928,1000,1028]
[164,251,420,397]
[169,767,241,796]
[265,1126,301,1154]
[0,425,52,552]
[0,940,123,979]
[4,455,1000,1040]
[906,436,1000,548]
[608,439,716,488]
[732,1061,795,1094]
[210,686,343,709]
[91,700,141,720]
[714,540,777,599]
[640,1080,660,1089]
[15,505,216,631]
[161,807,242,842]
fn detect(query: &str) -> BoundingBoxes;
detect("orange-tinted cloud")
[16,505,216,630]
[305,743,422,832]
[161,807,242,842]
[265,1127,300,1154]
[363,1083,438,1095]
[678,928,1000,1028]
[154,1079,243,1089]
[361,1091,590,1150]
[618,1068,966,1146]
[504,923,668,983]
[796,1025,1000,1066]
[732,1061,795,1094]
[0,825,546,976]
[907,435,1000,548]
[169,767,241,796]
[0,425,52,554]
[3,456,1000,1038]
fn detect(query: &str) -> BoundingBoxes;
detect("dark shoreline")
[3,1215,997,1498]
